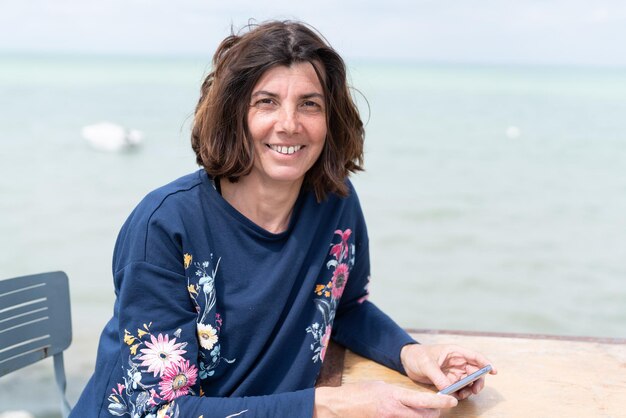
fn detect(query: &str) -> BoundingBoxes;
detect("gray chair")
[0,271,73,417]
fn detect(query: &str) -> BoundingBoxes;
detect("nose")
[276,105,299,135]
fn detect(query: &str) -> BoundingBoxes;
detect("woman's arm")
[329,203,416,373]
[330,189,496,400]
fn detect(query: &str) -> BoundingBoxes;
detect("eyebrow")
[302,93,325,100]
[251,90,324,100]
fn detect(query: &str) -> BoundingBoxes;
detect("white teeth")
[269,144,302,155]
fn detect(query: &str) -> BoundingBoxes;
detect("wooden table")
[317,330,626,418]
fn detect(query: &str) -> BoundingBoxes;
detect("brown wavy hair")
[191,20,364,201]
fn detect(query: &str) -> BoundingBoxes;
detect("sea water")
[1,54,625,414]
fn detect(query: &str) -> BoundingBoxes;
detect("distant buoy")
[81,121,143,152]
[505,126,521,139]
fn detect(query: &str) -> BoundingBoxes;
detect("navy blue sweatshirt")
[71,170,416,418]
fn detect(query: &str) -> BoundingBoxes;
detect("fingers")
[395,389,458,410]
[451,374,488,400]
[444,345,494,371]
[456,387,473,400]
[440,345,498,384]
[405,343,497,400]
[471,376,485,394]
[419,357,454,390]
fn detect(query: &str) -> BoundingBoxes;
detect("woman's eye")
[253,98,276,108]
[301,101,322,111]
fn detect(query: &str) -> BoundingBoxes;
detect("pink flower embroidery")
[215,312,223,330]
[320,325,332,362]
[158,360,198,401]
[307,228,355,363]
[138,333,186,377]
[331,263,349,299]
[148,389,159,407]
[330,229,352,261]
[112,383,125,396]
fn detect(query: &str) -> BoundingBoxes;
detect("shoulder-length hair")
[191,20,364,201]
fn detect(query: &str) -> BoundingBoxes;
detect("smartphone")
[437,364,492,395]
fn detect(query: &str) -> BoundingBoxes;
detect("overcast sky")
[1,0,625,66]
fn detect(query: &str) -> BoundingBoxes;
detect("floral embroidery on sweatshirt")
[306,229,355,362]
[185,253,236,379]
[105,253,237,417]
[107,325,195,417]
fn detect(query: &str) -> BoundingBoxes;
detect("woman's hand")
[400,344,497,400]
[314,381,457,418]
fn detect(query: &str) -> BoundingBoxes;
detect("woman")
[71,21,496,418]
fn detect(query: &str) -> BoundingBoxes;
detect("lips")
[267,144,304,155]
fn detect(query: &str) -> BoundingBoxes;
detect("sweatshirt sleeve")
[330,194,417,374]
[109,260,315,418]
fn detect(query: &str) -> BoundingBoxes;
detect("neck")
[219,176,302,234]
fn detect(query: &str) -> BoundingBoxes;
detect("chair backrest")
[0,271,73,417]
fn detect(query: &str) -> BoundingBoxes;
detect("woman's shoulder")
[137,169,209,220]
[140,170,207,211]
[113,171,208,267]
[123,170,208,225]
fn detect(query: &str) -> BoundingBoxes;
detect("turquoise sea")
[1,54,625,415]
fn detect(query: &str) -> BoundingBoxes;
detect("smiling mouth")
[267,144,304,155]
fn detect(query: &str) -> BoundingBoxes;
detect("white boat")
[81,122,143,152]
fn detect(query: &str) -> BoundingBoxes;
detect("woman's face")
[246,62,327,189]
